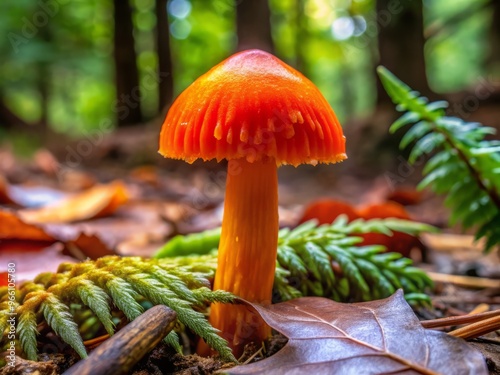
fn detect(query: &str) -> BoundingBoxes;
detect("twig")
[432,296,500,305]
[63,305,177,375]
[422,309,500,329]
[427,271,500,289]
[448,315,500,340]
[83,334,110,350]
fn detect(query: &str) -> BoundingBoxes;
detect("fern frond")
[0,257,237,363]
[41,294,88,359]
[155,218,435,304]
[17,310,38,360]
[378,66,500,252]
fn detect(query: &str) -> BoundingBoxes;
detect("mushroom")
[158,49,346,356]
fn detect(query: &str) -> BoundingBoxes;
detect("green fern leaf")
[41,294,87,359]
[378,65,500,252]
[18,310,38,361]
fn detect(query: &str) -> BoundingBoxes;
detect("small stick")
[83,334,110,350]
[427,272,500,289]
[64,305,177,375]
[422,309,500,329]
[432,296,500,305]
[468,303,490,315]
[448,315,500,340]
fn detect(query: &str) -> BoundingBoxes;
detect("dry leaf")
[357,202,419,258]
[0,176,66,207]
[386,187,423,206]
[0,175,17,205]
[0,209,115,259]
[298,199,359,224]
[0,210,55,242]
[0,200,170,259]
[33,149,60,176]
[19,181,129,223]
[298,200,421,257]
[0,243,76,286]
[229,291,487,375]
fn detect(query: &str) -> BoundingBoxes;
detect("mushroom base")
[201,158,279,358]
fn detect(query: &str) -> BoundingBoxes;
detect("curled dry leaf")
[229,291,487,375]
[19,181,129,224]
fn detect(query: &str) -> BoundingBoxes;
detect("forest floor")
[0,128,499,374]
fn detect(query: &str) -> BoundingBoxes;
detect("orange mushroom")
[158,50,346,356]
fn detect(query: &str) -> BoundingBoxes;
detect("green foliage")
[275,218,434,305]
[378,66,500,252]
[0,256,236,363]
[155,217,436,305]
[155,227,221,258]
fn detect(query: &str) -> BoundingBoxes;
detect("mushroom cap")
[159,49,346,166]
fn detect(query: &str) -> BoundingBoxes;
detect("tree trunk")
[295,0,306,73]
[113,0,142,126]
[155,0,174,113]
[38,26,51,129]
[488,0,500,73]
[0,95,30,129]
[376,0,431,104]
[236,0,274,53]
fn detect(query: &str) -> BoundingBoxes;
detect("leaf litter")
[229,291,488,375]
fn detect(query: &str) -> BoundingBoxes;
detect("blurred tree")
[488,0,500,74]
[295,0,306,73]
[236,0,273,52]
[113,0,142,125]
[0,94,29,129]
[156,0,174,111]
[376,0,430,104]
[37,26,50,129]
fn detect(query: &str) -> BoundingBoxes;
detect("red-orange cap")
[159,50,346,166]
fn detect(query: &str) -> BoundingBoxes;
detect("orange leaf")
[0,176,14,205]
[0,210,55,242]
[357,201,411,220]
[358,202,418,257]
[298,199,358,224]
[19,181,129,224]
[386,187,423,206]
[298,200,420,257]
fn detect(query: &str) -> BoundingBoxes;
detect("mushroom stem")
[207,158,278,356]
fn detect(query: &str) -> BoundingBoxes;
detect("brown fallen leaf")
[0,210,55,242]
[19,181,129,223]
[229,290,487,375]
[33,149,60,176]
[386,187,423,206]
[0,199,170,259]
[0,242,76,285]
[0,209,115,260]
[0,175,14,204]
[0,175,67,207]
